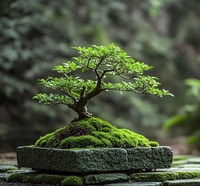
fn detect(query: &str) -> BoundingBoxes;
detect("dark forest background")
[1,0,200,152]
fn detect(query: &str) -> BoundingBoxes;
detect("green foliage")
[164,78,200,151]
[34,117,159,149]
[33,44,173,120]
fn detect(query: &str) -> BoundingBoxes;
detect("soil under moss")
[33,117,159,149]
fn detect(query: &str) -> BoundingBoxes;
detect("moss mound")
[34,117,159,148]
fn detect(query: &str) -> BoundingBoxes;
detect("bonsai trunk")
[69,104,92,122]
[69,86,102,122]
[77,106,92,120]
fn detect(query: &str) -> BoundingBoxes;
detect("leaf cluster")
[33,44,173,111]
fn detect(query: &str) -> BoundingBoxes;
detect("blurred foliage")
[1,0,200,151]
[164,78,200,151]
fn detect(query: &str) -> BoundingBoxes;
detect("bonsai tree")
[33,43,173,122]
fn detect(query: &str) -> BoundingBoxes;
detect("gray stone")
[127,146,173,169]
[105,182,163,186]
[17,147,128,172]
[17,146,173,173]
[165,179,200,186]
[84,173,129,184]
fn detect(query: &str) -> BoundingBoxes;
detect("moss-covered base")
[3,154,200,185]
[4,170,200,186]
[33,117,159,149]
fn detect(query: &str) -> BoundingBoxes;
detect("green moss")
[178,171,200,179]
[7,173,36,183]
[61,135,103,148]
[61,176,83,186]
[34,117,159,149]
[7,172,67,185]
[91,131,113,147]
[34,174,65,184]
[35,132,56,147]
[131,172,178,182]
[130,171,200,183]
[7,173,25,182]
[149,141,159,147]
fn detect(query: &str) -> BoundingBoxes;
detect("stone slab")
[105,182,163,186]
[165,179,200,186]
[17,147,128,173]
[130,170,200,183]
[84,173,129,184]
[127,147,173,169]
[17,146,173,173]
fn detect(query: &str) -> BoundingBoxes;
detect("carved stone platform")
[17,146,173,173]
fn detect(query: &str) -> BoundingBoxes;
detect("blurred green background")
[1,0,200,152]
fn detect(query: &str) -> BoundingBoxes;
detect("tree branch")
[94,57,106,79]
[80,86,86,100]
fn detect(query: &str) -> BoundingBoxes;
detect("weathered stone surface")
[165,179,200,186]
[4,153,200,185]
[84,173,129,184]
[17,146,173,173]
[127,146,173,169]
[17,147,128,172]
[105,182,163,186]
